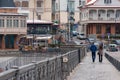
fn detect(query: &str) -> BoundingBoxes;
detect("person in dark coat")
[90,42,97,62]
[98,43,104,62]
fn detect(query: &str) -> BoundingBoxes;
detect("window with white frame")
[7,18,12,28]
[13,20,19,27]
[0,19,4,27]
[21,20,25,27]
[55,3,59,11]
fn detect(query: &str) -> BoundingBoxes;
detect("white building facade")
[54,0,81,32]
[79,0,120,38]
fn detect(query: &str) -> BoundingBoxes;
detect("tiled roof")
[0,0,15,7]
[86,0,97,5]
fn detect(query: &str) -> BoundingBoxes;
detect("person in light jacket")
[98,43,104,62]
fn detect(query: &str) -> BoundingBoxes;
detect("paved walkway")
[67,52,120,80]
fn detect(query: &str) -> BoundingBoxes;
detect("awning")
[36,36,52,40]
[26,35,33,39]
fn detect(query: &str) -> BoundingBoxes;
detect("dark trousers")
[92,52,96,62]
[99,54,103,62]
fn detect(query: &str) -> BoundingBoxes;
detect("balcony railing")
[81,17,120,23]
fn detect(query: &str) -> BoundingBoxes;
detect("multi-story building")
[13,0,59,48]
[0,0,27,50]
[79,0,120,38]
[55,0,80,31]
[14,0,55,22]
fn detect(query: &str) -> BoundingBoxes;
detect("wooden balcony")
[0,28,27,34]
[81,17,120,24]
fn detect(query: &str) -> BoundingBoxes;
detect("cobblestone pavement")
[67,52,120,80]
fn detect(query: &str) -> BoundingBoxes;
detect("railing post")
[32,61,37,80]
[12,66,19,80]
[78,48,81,63]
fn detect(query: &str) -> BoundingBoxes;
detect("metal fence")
[105,53,120,71]
[0,45,86,80]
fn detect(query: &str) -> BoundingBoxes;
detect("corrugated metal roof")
[86,0,97,5]
[27,20,53,24]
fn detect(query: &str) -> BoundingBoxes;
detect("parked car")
[72,31,79,36]
[77,33,86,40]
[111,40,120,45]
[106,44,119,52]
[111,40,120,50]
[86,38,95,44]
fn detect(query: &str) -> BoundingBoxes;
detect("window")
[115,24,120,34]
[106,24,111,33]
[0,19,4,27]
[98,14,101,17]
[13,20,19,27]
[37,1,42,7]
[55,3,59,11]
[96,24,101,34]
[14,1,21,7]
[21,20,25,27]
[69,1,75,12]
[107,13,110,17]
[38,15,41,20]
[104,0,112,4]
[7,19,12,27]
[56,14,59,20]
[22,1,28,7]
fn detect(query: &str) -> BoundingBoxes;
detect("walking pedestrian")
[98,43,104,62]
[90,42,97,62]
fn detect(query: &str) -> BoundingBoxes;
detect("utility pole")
[59,0,61,25]
[67,0,70,42]
[32,0,35,48]
[67,0,75,42]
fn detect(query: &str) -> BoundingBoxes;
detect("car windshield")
[79,34,84,36]
[116,40,120,44]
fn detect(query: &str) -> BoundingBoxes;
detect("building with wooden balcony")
[14,0,54,22]
[0,0,27,50]
[79,0,120,38]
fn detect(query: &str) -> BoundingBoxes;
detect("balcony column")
[114,9,117,34]
[106,9,107,20]
[114,9,117,20]
[84,24,87,37]
[1,35,5,49]
[96,9,98,20]
[88,9,90,20]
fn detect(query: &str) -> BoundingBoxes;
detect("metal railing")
[0,45,86,80]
